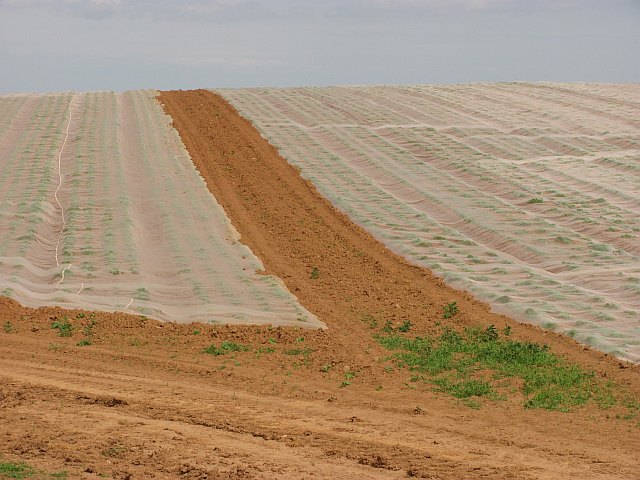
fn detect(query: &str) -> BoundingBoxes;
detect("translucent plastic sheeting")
[219,83,640,362]
[0,90,322,327]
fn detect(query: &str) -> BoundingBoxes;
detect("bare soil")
[0,89,638,479]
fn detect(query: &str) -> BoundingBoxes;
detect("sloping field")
[0,90,319,327]
[0,89,638,479]
[219,83,640,362]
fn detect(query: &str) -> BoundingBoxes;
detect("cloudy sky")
[0,0,638,93]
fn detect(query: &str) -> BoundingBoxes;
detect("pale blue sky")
[0,0,638,93]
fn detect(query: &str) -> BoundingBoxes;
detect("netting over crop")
[220,83,640,361]
[0,90,321,327]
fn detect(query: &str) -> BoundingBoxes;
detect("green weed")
[76,318,97,346]
[382,320,394,333]
[82,319,96,337]
[442,302,458,319]
[433,377,492,398]
[3,321,13,333]
[398,320,413,332]
[310,267,320,279]
[255,346,275,358]
[377,325,622,411]
[204,341,249,356]
[0,459,66,479]
[51,318,73,337]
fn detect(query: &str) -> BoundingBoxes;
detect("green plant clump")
[0,459,67,479]
[398,320,413,332]
[0,461,35,479]
[204,341,249,356]
[376,325,621,412]
[443,302,458,319]
[51,318,73,337]
[310,267,320,280]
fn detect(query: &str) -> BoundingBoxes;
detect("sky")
[0,0,638,93]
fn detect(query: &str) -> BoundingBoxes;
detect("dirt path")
[0,89,638,479]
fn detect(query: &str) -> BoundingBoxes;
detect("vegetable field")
[220,83,640,361]
[0,90,319,327]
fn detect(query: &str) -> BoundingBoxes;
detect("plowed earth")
[0,89,638,479]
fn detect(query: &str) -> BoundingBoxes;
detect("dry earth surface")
[0,89,638,479]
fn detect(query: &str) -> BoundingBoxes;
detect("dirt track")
[0,89,639,479]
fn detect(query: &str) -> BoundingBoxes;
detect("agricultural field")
[0,86,639,479]
[0,90,319,327]
[220,83,640,362]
